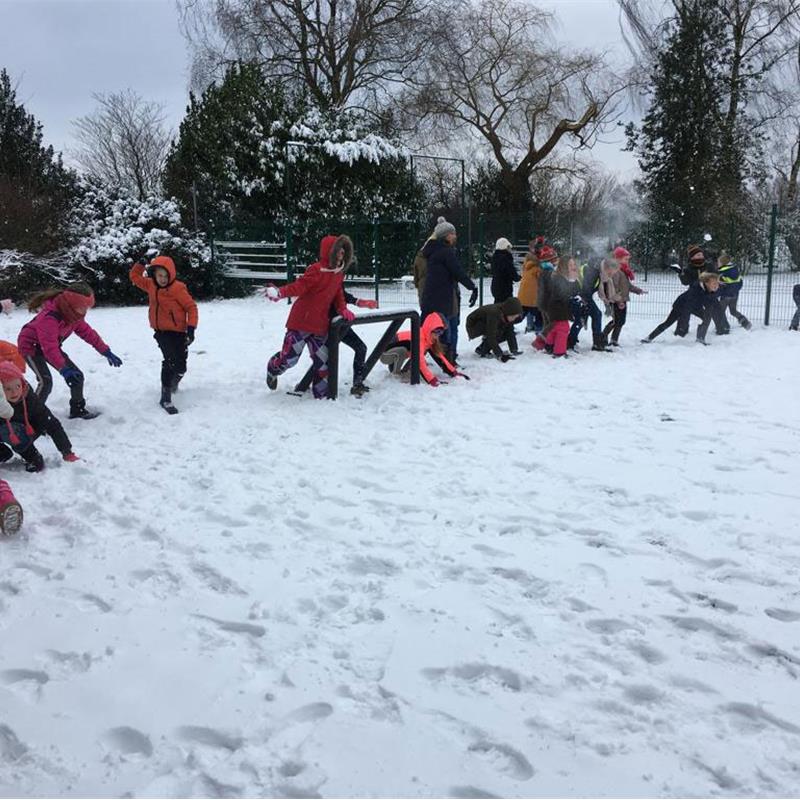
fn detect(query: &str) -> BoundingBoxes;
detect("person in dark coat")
[490,238,520,303]
[716,251,751,331]
[466,297,523,361]
[642,272,721,344]
[420,217,478,363]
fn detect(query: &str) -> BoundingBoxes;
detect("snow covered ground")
[1,295,799,798]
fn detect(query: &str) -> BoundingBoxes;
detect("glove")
[340,308,355,322]
[468,288,479,308]
[63,453,80,463]
[264,284,281,302]
[454,371,470,380]
[186,325,196,344]
[104,349,123,367]
[429,376,440,387]
[356,298,378,309]
[60,366,83,387]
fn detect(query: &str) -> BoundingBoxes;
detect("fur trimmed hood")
[320,235,354,273]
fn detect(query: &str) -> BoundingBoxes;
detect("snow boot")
[591,333,613,352]
[0,480,22,536]
[159,386,179,415]
[350,383,368,398]
[69,400,100,420]
[21,446,44,473]
[266,371,278,391]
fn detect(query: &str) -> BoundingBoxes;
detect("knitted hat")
[0,361,24,385]
[687,244,705,264]
[495,237,513,251]
[613,246,630,261]
[433,217,456,240]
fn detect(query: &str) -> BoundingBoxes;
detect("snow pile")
[0,298,798,798]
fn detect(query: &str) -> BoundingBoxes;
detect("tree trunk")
[500,169,532,213]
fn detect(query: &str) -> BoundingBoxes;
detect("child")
[490,238,520,303]
[540,256,579,358]
[532,244,558,351]
[518,245,542,333]
[642,272,721,344]
[0,389,22,536]
[265,235,354,398]
[613,246,636,282]
[569,257,613,352]
[791,285,800,331]
[467,297,523,360]
[293,290,378,398]
[602,258,647,346]
[380,312,470,386]
[716,251,751,332]
[130,256,199,414]
[17,282,122,419]
[0,361,78,473]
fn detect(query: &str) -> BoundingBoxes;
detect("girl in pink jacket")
[17,283,122,420]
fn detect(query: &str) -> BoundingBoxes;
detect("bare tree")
[407,0,624,211]
[71,90,171,199]
[177,0,433,111]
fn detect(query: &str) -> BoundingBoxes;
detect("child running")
[602,257,647,346]
[380,312,470,386]
[0,361,78,473]
[265,235,354,398]
[17,282,122,419]
[641,272,721,345]
[130,256,199,414]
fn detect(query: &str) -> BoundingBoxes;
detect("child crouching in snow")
[0,362,78,473]
[0,389,23,536]
[380,312,470,386]
[17,282,122,419]
[130,256,199,415]
[466,297,523,360]
[265,235,355,399]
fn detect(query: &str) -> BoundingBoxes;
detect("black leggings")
[24,349,85,410]
[647,307,711,341]
[296,327,367,391]
[603,304,628,343]
[154,331,188,388]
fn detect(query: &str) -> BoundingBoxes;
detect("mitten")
[340,308,355,322]
[186,325,196,344]
[429,376,440,387]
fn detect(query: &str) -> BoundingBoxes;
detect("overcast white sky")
[0,0,639,177]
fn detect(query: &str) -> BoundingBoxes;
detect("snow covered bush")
[0,249,74,302]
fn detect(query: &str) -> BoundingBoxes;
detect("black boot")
[591,333,613,352]
[21,446,45,473]
[160,385,179,415]
[69,400,101,420]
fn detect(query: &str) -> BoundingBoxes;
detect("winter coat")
[466,297,522,357]
[395,311,456,385]
[717,262,743,297]
[490,250,520,302]
[413,241,433,302]
[130,257,199,333]
[537,261,556,316]
[420,239,476,320]
[608,270,645,304]
[673,282,718,324]
[18,298,108,371]
[518,257,541,307]
[3,386,72,456]
[543,272,580,322]
[278,235,351,336]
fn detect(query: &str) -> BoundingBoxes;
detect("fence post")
[373,218,380,305]
[764,204,778,326]
[478,214,485,306]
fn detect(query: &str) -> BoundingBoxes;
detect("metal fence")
[210,205,800,326]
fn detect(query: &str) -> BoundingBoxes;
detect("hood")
[501,297,523,318]
[613,246,630,261]
[422,312,448,338]
[319,235,354,273]
[55,289,95,323]
[150,255,177,284]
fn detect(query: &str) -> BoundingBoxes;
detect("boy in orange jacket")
[130,255,198,414]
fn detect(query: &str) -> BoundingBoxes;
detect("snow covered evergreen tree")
[0,68,76,254]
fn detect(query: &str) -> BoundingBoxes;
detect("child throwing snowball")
[130,256,199,414]
[0,361,78,473]
[17,282,122,419]
[265,235,354,399]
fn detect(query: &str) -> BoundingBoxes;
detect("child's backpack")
[0,341,25,372]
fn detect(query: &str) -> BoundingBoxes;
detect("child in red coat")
[265,235,354,399]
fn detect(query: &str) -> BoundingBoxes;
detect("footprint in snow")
[0,724,27,762]
[721,702,800,734]
[176,725,243,752]
[347,555,400,577]
[765,608,800,622]
[193,614,266,638]
[0,668,49,687]
[104,726,153,757]
[585,618,640,635]
[467,740,534,781]
[449,787,500,799]
[282,702,334,726]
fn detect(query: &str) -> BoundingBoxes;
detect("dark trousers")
[603,304,628,343]
[447,313,460,361]
[719,296,750,328]
[154,331,188,389]
[24,349,84,411]
[296,327,367,392]
[647,307,712,342]
[522,306,542,333]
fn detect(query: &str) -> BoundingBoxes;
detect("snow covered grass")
[1,297,799,798]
